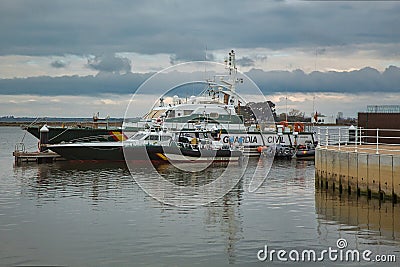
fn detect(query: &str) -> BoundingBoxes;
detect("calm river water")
[0,127,399,266]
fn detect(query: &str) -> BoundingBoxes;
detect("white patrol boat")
[123,50,316,157]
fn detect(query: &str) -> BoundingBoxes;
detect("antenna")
[312,95,315,125]
[227,49,237,75]
[285,94,288,122]
[204,44,207,81]
[314,48,317,72]
[313,95,316,113]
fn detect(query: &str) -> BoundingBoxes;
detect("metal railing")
[317,126,400,154]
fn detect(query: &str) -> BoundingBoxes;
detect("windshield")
[145,134,160,140]
[130,133,147,140]
[161,136,171,141]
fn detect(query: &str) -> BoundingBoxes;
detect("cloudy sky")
[0,0,399,118]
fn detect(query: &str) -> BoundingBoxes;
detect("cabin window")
[150,135,159,140]
[168,110,175,118]
[209,112,219,118]
[184,110,193,115]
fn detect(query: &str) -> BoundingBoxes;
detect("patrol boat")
[122,50,316,156]
[26,50,315,157]
[47,127,173,162]
[163,128,243,163]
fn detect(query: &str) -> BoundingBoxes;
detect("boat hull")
[295,149,315,160]
[48,143,167,162]
[163,145,242,163]
[29,126,316,159]
[25,126,125,144]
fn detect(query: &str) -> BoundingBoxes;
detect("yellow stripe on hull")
[111,131,127,141]
[156,153,168,161]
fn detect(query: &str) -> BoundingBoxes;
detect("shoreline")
[0,121,123,127]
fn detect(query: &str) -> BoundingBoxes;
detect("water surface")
[0,127,399,266]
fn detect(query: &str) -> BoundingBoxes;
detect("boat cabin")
[126,129,173,146]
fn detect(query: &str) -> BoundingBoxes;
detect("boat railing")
[124,120,249,133]
[264,121,315,134]
[317,126,400,154]
[14,142,26,153]
[125,119,319,135]
[24,119,123,130]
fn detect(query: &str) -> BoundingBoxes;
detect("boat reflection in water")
[9,151,399,265]
[12,160,246,264]
[315,189,400,244]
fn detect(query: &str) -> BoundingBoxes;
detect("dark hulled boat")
[47,128,243,164]
[24,125,126,144]
[162,129,243,163]
[294,148,315,160]
[294,141,316,160]
[48,142,167,162]
[47,129,173,162]
[164,145,242,163]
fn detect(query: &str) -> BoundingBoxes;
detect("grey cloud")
[0,67,399,96]
[87,54,132,74]
[0,72,149,96]
[236,57,255,67]
[0,0,398,58]
[50,60,67,68]
[169,50,215,65]
[246,66,400,94]
[256,55,268,62]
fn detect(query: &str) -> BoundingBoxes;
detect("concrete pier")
[315,145,400,202]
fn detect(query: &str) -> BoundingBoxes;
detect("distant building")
[359,105,400,129]
[358,105,400,144]
[367,105,400,113]
[337,112,343,119]
[312,114,336,124]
